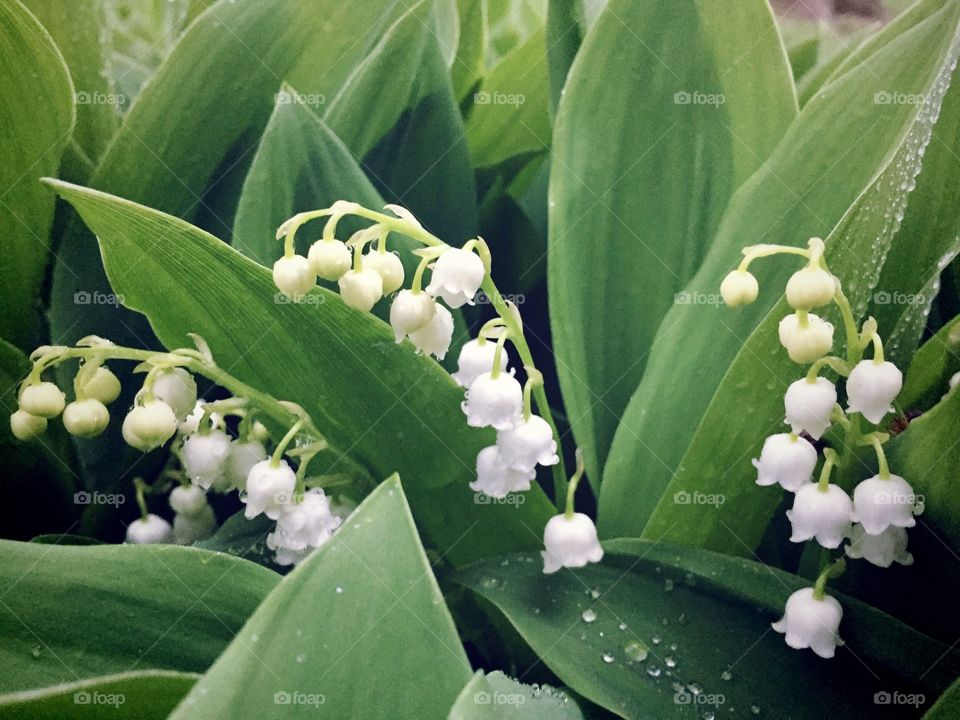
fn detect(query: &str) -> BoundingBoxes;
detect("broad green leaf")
[778,16,821,81]
[925,678,960,720]
[46,179,553,566]
[600,0,960,541]
[0,540,277,692]
[23,0,117,167]
[548,0,797,487]
[900,315,960,410]
[545,0,583,117]
[466,28,550,169]
[486,0,545,66]
[451,0,487,100]
[448,671,585,719]
[193,511,277,568]
[0,0,74,349]
[324,0,478,244]
[169,477,472,719]
[456,541,960,719]
[0,670,198,719]
[795,21,882,107]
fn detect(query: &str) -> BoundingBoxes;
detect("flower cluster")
[723,237,922,659]
[271,202,602,574]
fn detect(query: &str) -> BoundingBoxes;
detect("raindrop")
[751,704,761,715]
[646,665,662,678]
[664,579,674,592]
[665,657,677,668]
[721,670,733,681]
[651,635,662,645]
[602,652,615,664]
[479,576,501,590]
[581,609,597,623]
[31,646,41,658]
[590,587,601,599]
[618,622,628,631]
[335,585,344,594]
[296,654,305,663]
[624,640,648,662]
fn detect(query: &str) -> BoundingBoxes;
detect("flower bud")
[390,290,436,342]
[719,270,759,307]
[786,266,836,310]
[151,368,197,421]
[221,439,267,492]
[426,247,485,308]
[778,313,833,364]
[850,474,921,535]
[307,239,352,281]
[452,339,509,388]
[496,415,559,472]
[182,429,232,489]
[9,410,47,441]
[786,483,852,548]
[169,484,209,516]
[273,254,315,297]
[19,382,66,418]
[179,400,224,435]
[408,304,454,360]
[173,504,217,545]
[470,446,535,498]
[845,360,902,424]
[845,524,913,568]
[772,587,843,659]
[82,366,122,405]
[752,433,817,491]
[363,250,405,294]
[122,399,178,452]
[126,514,173,544]
[461,371,523,430]
[542,512,604,574]
[243,459,296,520]
[784,377,836,440]
[338,267,383,312]
[62,399,110,438]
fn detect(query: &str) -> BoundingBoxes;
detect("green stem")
[134,478,149,521]
[564,449,586,519]
[737,243,810,271]
[411,255,431,294]
[832,286,862,366]
[813,557,845,600]
[490,332,510,380]
[806,356,851,382]
[817,448,839,491]
[863,433,891,479]
[870,332,885,364]
[271,419,305,467]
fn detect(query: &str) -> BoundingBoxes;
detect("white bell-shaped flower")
[151,368,197,421]
[9,409,47,441]
[18,381,66,418]
[778,313,834,364]
[390,290,436,342]
[787,483,852,548]
[426,247,485,308]
[784,377,837,440]
[470,446,535,498]
[62,399,110,438]
[169,484,208,516]
[273,254,315,297]
[452,339,508,388]
[82,366,121,405]
[950,371,960,390]
[850,474,921,535]
[462,371,523,430]
[126,514,173,544]
[846,360,902,424]
[178,400,224,435]
[182,429,232,490]
[496,415,559,472]
[752,433,817,492]
[844,524,913,568]
[338,267,383,312]
[123,399,178,452]
[408,304,454,360]
[786,267,836,310]
[363,250,405,294]
[242,459,296,520]
[772,587,843,659]
[266,488,342,566]
[542,512,604,574]
[220,439,267,492]
[307,239,352,281]
[173,505,217,545]
[719,270,758,307]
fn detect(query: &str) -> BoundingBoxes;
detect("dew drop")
[581,609,597,623]
[646,665,662,678]
[296,654,305,663]
[751,704,761,715]
[664,579,674,592]
[665,657,677,668]
[721,670,733,681]
[651,635,662,645]
[624,640,649,662]
[335,585,344,594]
[602,652,615,664]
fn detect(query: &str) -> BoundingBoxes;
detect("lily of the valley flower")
[784,376,837,440]
[307,238,352,281]
[470,446,535,498]
[182,429,233,490]
[452,338,508,388]
[542,512,604,574]
[179,400,224,435]
[390,290,436,342]
[426,247,485,308]
[18,381,65,418]
[785,265,836,310]
[151,368,197,421]
[80,366,121,405]
[752,433,817,492]
[772,587,843,659]
[462,371,523,430]
[62,399,110,438]
[364,250,405,294]
[169,484,208,516]
[123,399,178,452]
[273,254,315,297]
[408,304,454,360]
[496,415,559,472]
[719,269,759,307]
[125,514,173,544]
[845,524,913,568]
[778,312,834,364]
[787,483,852,548]
[846,359,902,424]
[221,439,267,492]
[850,474,921,534]
[173,505,217,545]
[9,410,47,441]
[243,459,296,520]
[338,267,383,312]
[266,488,342,566]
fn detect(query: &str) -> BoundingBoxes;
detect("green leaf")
[0,0,74,349]
[45,179,553,566]
[169,476,472,719]
[451,0,486,100]
[900,315,960,410]
[600,0,960,541]
[448,671,585,719]
[193,511,277,568]
[548,0,797,487]
[545,0,584,118]
[456,541,960,719]
[925,677,960,719]
[0,670,198,719]
[0,540,277,693]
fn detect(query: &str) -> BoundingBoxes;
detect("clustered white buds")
[720,269,759,307]
[308,238,352,281]
[273,255,315,297]
[169,484,217,545]
[338,267,383,312]
[150,368,197,421]
[125,513,173,544]
[123,399,178,452]
[364,250,405,294]
[266,488,342,566]
[182,429,233,489]
[778,312,834,364]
